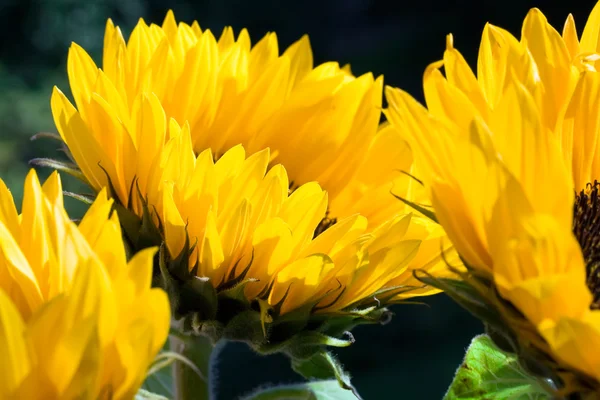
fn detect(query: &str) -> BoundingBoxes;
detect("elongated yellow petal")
[562,14,581,59]
[0,290,31,397]
[51,87,109,191]
[521,8,571,128]
[580,2,600,54]
[0,179,19,239]
[270,254,335,314]
[540,313,600,382]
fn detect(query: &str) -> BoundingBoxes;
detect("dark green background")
[0,1,593,398]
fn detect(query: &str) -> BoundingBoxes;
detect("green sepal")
[217,278,258,304]
[30,132,77,163]
[62,191,95,205]
[189,318,224,343]
[265,301,313,343]
[30,131,63,142]
[217,278,259,322]
[180,276,219,321]
[221,309,265,344]
[414,270,506,328]
[391,192,438,223]
[158,243,218,322]
[258,330,355,360]
[29,157,88,184]
[314,307,392,338]
[366,283,427,306]
[240,380,360,400]
[291,351,361,399]
[112,184,163,252]
[444,335,552,400]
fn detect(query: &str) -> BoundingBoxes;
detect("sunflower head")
[46,10,457,359]
[0,170,170,399]
[386,3,600,397]
[104,132,424,357]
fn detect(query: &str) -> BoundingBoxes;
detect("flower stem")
[171,332,215,400]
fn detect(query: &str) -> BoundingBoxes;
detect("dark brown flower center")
[573,181,600,308]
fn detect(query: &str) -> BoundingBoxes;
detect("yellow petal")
[424,59,481,130]
[0,290,31,397]
[67,42,99,114]
[50,87,109,192]
[443,34,488,116]
[558,71,600,190]
[0,178,19,238]
[161,185,187,258]
[270,253,334,314]
[539,313,600,382]
[283,34,313,87]
[521,8,571,128]
[199,209,225,277]
[580,1,600,54]
[562,14,580,59]
[246,217,293,298]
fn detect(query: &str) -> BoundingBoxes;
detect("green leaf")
[241,380,359,400]
[444,335,552,400]
[135,389,169,400]
[141,340,174,398]
[141,368,172,398]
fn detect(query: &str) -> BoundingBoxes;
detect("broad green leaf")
[241,380,359,400]
[444,335,552,400]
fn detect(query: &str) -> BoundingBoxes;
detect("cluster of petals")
[386,3,600,382]
[51,12,455,315]
[0,170,169,399]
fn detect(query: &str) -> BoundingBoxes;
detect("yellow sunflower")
[386,2,600,395]
[49,11,454,348]
[0,170,169,399]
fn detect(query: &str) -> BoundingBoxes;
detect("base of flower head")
[159,237,393,359]
[76,176,396,361]
[414,267,600,398]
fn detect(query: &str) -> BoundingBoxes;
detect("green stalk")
[171,332,215,400]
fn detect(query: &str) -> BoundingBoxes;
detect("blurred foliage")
[0,0,592,398]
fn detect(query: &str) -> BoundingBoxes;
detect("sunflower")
[49,11,454,350]
[0,170,169,399]
[386,3,600,396]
